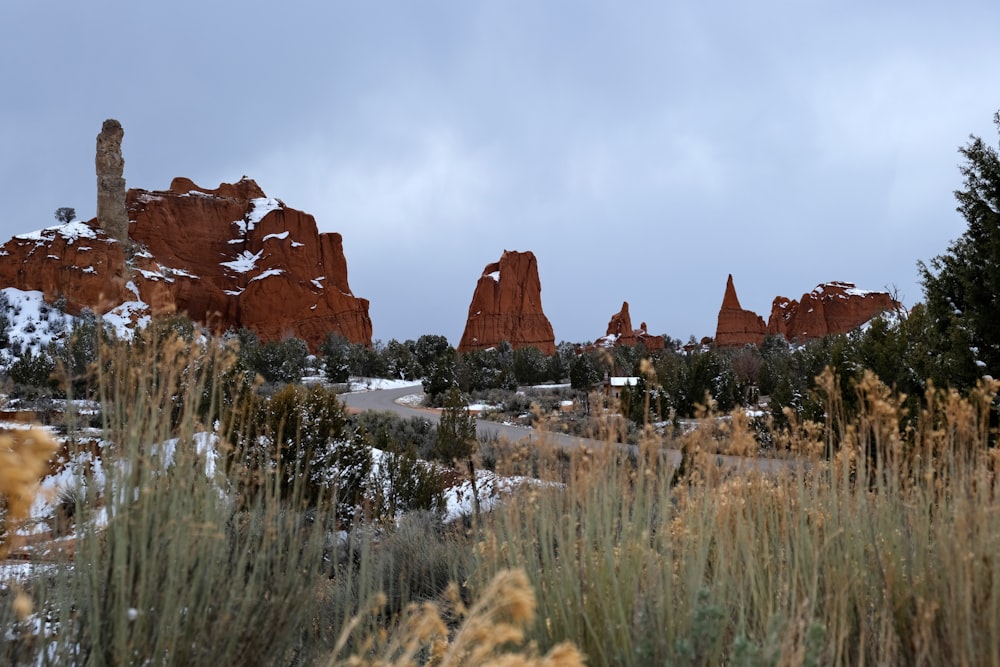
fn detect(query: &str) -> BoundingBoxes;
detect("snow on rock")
[221,250,262,273]
[262,231,290,242]
[247,197,282,226]
[249,268,285,282]
[101,301,151,339]
[15,221,99,244]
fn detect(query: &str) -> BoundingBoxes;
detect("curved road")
[341,386,795,474]
[340,384,615,454]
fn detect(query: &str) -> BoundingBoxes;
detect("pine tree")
[919,111,1000,387]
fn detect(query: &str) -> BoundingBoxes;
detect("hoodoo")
[95,119,128,244]
[714,275,768,347]
[458,250,556,355]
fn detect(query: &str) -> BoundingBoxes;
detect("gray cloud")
[2,1,998,344]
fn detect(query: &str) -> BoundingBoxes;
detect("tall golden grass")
[474,367,1000,666]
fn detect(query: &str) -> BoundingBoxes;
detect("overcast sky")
[2,1,998,345]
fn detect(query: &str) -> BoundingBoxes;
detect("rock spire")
[715,274,768,347]
[95,119,128,243]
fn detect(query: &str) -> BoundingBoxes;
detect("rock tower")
[96,119,128,243]
[714,274,768,347]
[458,250,556,355]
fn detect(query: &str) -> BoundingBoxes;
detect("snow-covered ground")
[347,378,423,392]
[0,288,72,362]
[396,393,426,407]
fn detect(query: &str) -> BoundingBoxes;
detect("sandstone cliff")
[458,250,556,355]
[767,282,900,341]
[714,275,768,347]
[0,177,372,351]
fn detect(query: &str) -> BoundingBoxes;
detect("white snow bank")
[348,378,424,392]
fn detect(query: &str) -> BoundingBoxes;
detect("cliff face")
[714,276,900,347]
[458,250,556,355]
[127,177,371,349]
[0,177,372,351]
[714,275,768,347]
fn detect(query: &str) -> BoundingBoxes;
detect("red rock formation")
[0,177,372,351]
[458,250,556,355]
[713,276,901,347]
[767,281,899,341]
[605,302,637,346]
[593,302,666,351]
[715,275,767,347]
[636,322,666,351]
[0,221,129,313]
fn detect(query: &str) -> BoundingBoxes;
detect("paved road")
[340,386,797,474]
[340,384,617,454]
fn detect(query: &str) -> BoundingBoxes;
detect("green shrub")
[8,347,58,397]
[228,383,371,523]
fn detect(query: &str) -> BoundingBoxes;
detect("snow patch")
[347,378,424,392]
[0,288,71,361]
[250,268,284,282]
[262,231,290,242]
[102,301,151,338]
[247,198,281,226]
[16,221,99,243]
[221,250,262,273]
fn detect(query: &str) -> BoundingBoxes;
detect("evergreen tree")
[422,353,458,405]
[384,339,421,380]
[513,345,548,386]
[569,351,602,391]
[413,334,452,370]
[321,333,351,384]
[920,111,1000,388]
[434,386,481,519]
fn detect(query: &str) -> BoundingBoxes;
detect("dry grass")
[328,568,585,667]
[6,334,1000,666]
[473,367,1000,666]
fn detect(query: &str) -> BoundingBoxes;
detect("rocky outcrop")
[767,282,900,341]
[96,119,128,243]
[715,275,767,347]
[714,276,901,346]
[126,177,372,349]
[458,250,556,355]
[605,302,638,347]
[594,302,666,350]
[0,221,130,314]
[0,177,372,351]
